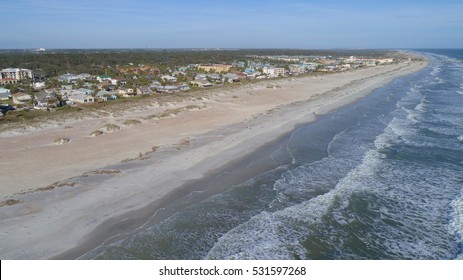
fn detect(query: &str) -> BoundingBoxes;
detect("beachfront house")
[172,71,186,77]
[177,84,190,91]
[195,73,221,82]
[208,74,222,81]
[77,73,92,80]
[12,92,32,105]
[363,60,377,67]
[300,63,319,71]
[35,90,65,108]
[35,91,53,108]
[262,67,286,77]
[149,83,190,93]
[244,68,261,78]
[33,82,46,89]
[377,58,394,65]
[194,74,208,80]
[57,73,91,83]
[96,90,117,101]
[0,87,11,100]
[244,68,256,75]
[58,73,78,83]
[96,75,112,83]
[111,77,127,86]
[197,64,231,73]
[222,73,240,82]
[190,79,212,87]
[67,92,95,104]
[289,65,306,75]
[118,87,136,97]
[76,88,94,95]
[161,75,178,83]
[136,87,153,95]
[157,85,181,93]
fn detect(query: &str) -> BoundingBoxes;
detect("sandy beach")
[0,60,427,259]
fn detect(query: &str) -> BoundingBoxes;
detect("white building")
[96,75,112,83]
[161,75,178,82]
[58,73,92,83]
[77,73,91,80]
[76,88,94,95]
[1,68,33,80]
[262,67,285,77]
[67,93,95,104]
[363,60,377,67]
[58,73,78,83]
[33,82,46,89]
[190,79,212,87]
[149,83,190,93]
[377,58,394,65]
[222,73,240,82]
[0,87,11,100]
[111,77,127,85]
[289,65,306,75]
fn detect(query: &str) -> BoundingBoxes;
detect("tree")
[54,93,65,107]
[76,79,84,89]
[91,84,98,91]
[10,84,20,94]
[138,76,149,86]
[158,78,166,86]
[47,78,60,89]
[126,79,134,88]
[176,74,187,83]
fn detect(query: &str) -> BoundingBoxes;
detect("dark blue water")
[84,50,463,260]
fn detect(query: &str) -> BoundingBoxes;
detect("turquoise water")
[83,50,463,260]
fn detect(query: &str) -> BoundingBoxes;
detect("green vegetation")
[123,119,142,126]
[0,49,392,78]
[90,130,103,137]
[101,124,120,132]
[0,199,22,207]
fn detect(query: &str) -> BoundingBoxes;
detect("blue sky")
[1,0,462,49]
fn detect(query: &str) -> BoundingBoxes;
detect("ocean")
[82,49,463,260]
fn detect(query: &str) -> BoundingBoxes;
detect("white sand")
[0,60,427,259]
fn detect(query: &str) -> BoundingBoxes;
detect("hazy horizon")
[1,0,462,50]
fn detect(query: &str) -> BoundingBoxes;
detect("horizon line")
[1,47,459,51]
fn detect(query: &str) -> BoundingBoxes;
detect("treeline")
[0,49,392,78]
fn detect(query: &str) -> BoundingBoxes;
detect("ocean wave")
[430,66,442,76]
[434,77,444,84]
[208,141,463,259]
[450,190,463,259]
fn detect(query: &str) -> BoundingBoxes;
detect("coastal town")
[0,50,408,117]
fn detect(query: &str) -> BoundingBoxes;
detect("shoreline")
[57,123,300,259]
[0,59,428,259]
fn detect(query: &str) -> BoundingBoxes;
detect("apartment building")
[198,64,231,73]
[1,68,33,80]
